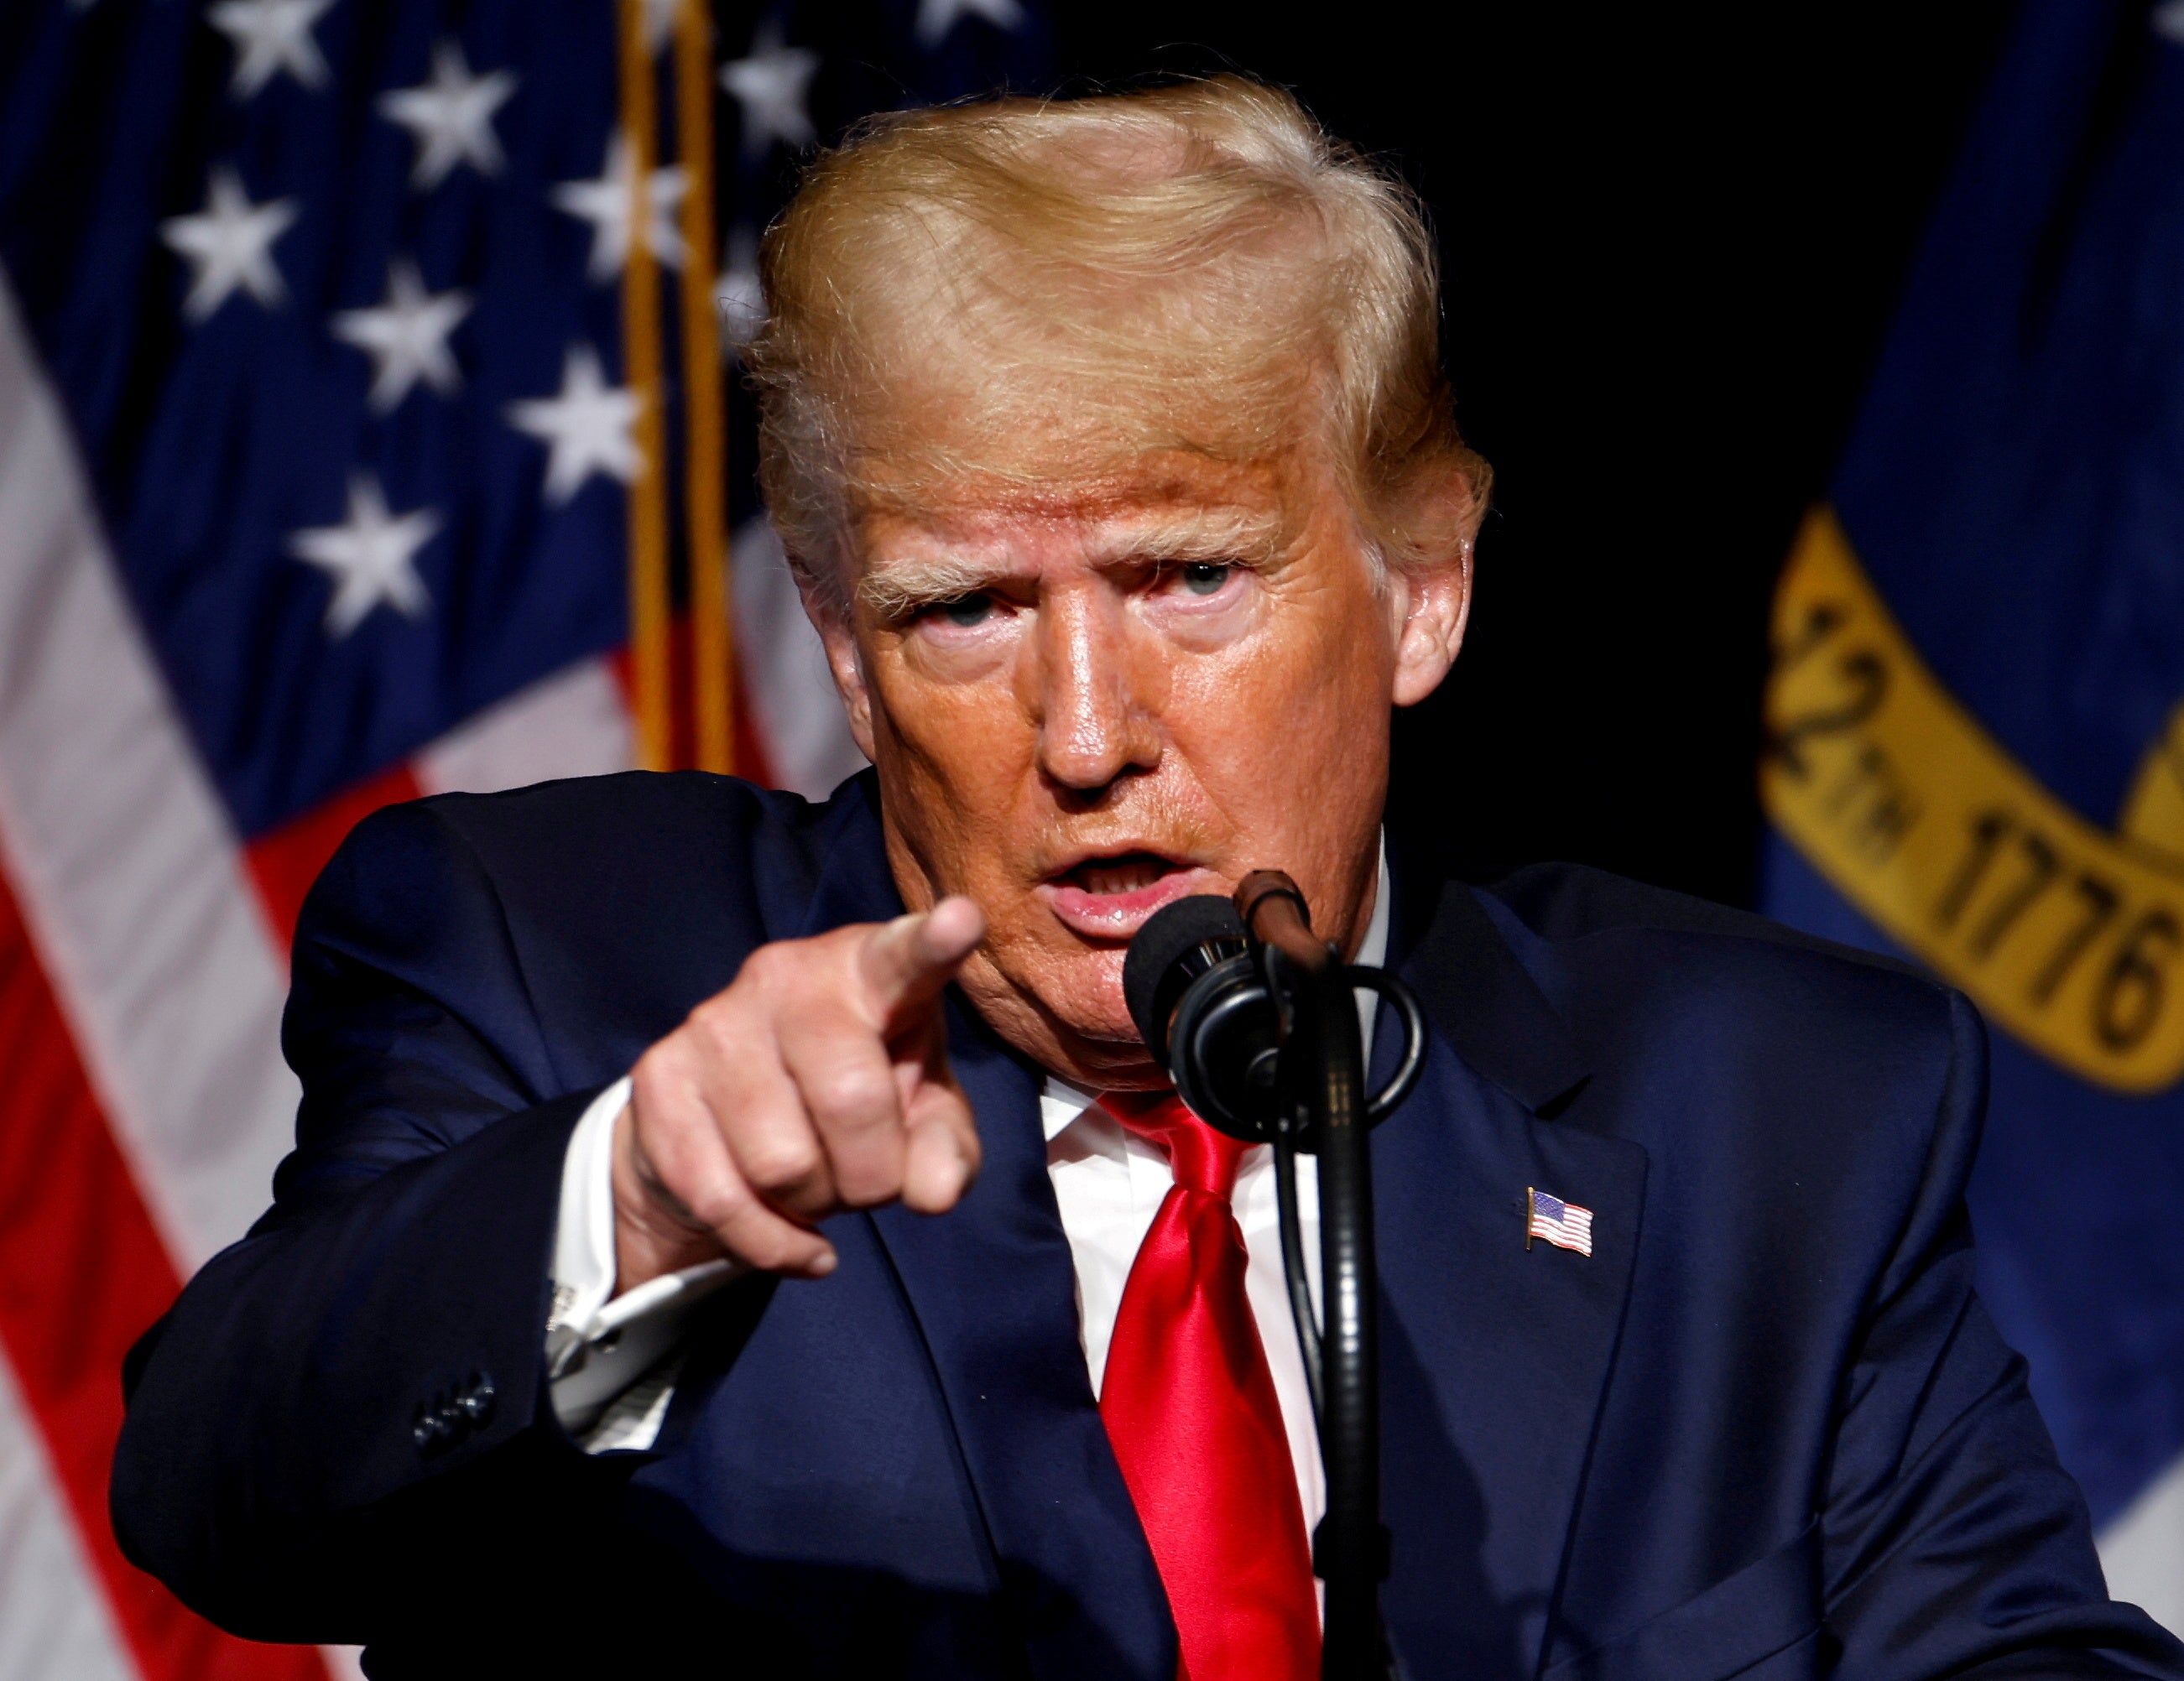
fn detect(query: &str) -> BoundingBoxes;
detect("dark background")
[1043,3,2016,905]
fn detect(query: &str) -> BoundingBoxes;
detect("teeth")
[1082,858,1165,895]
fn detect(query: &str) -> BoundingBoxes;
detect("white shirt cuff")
[544,1076,738,1449]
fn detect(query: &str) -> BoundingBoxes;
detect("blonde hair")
[748,76,1489,612]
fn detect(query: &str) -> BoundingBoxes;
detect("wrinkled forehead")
[854,446,1281,555]
[848,432,1324,561]
[831,338,1340,579]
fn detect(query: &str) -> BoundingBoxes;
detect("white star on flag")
[159,167,299,322]
[721,22,819,158]
[289,475,439,638]
[551,134,687,282]
[506,345,643,505]
[208,0,335,97]
[331,260,471,413]
[714,224,764,351]
[915,0,1024,47]
[376,39,518,191]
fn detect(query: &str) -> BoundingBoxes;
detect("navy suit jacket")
[113,770,2184,1679]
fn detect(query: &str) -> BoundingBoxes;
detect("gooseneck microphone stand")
[1123,872,1426,1681]
[1233,873,1386,1678]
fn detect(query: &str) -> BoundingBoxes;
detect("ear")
[1388,543,1473,707]
[1383,461,1481,706]
[807,591,880,762]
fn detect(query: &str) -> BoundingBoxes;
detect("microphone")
[1123,889,1427,1142]
[1121,895,1277,1141]
[1124,877,1428,1681]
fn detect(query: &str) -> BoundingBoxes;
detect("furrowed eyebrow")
[857,556,1009,622]
[854,507,1286,621]
[1098,507,1285,568]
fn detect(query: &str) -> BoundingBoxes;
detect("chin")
[1040,952,1139,1049]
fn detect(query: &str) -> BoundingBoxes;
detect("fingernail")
[810,1248,838,1277]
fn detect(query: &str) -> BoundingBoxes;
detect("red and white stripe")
[1527,1193,1593,1257]
[0,268,858,1679]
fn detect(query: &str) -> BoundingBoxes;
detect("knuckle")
[738,1135,824,1197]
[685,994,744,1048]
[738,941,800,994]
[628,1123,703,1210]
[815,921,868,955]
[813,1064,894,1123]
[683,1174,754,1235]
[739,939,852,1023]
[627,1061,686,1137]
[632,1033,685,1085]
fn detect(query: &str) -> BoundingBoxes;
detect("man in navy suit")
[114,79,2184,1678]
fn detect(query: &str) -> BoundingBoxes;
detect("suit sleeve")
[110,799,622,1642]
[1818,990,2184,1678]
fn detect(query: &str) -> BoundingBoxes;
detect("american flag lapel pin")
[1526,1186,1595,1257]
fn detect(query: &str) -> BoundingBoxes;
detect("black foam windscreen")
[1123,894,1247,1066]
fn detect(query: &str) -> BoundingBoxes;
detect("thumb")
[858,896,985,1020]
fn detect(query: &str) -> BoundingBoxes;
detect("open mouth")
[1062,852,1179,897]
[1039,851,1207,937]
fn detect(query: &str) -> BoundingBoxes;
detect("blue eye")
[1179,563,1231,596]
[933,595,993,627]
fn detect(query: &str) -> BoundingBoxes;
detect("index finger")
[857,896,985,1018]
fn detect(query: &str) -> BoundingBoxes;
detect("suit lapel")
[1375,871,1650,1679]
[871,1015,1175,1681]
[797,788,1175,1681]
[789,794,1641,1678]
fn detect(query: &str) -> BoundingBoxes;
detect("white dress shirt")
[544,845,1392,1529]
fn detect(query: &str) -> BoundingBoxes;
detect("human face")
[816,441,1470,1090]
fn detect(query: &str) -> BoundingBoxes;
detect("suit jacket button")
[457,1371,496,1424]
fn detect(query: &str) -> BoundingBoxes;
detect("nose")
[1025,586,1162,798]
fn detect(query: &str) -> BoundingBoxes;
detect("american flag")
[0,3,1045,1677]
[1528,1188,1594,1257]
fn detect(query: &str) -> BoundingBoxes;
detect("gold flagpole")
[674,0,735,775]
[618,0,671,772]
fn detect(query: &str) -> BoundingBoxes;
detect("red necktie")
[1097,1093,1321,1681]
